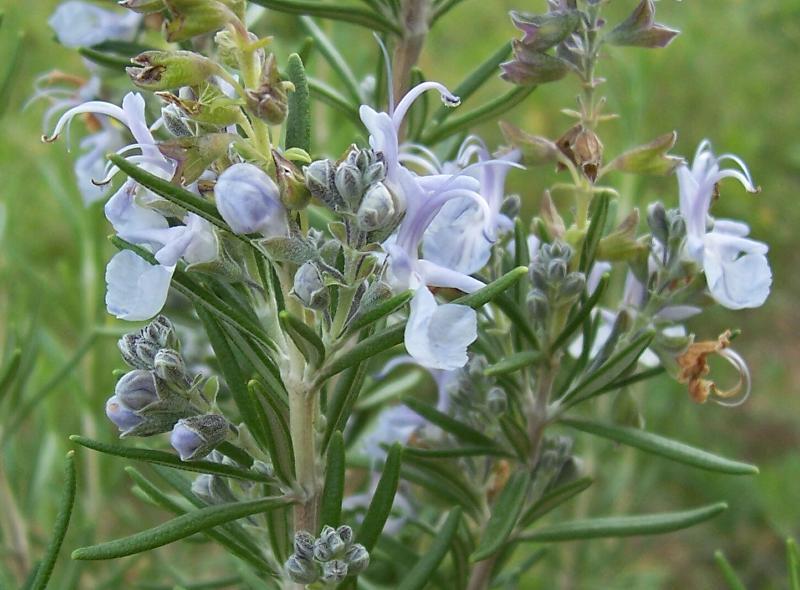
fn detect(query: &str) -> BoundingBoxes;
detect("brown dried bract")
[487,459,511,503]
[676,330,731,403]
[556,123,604,182]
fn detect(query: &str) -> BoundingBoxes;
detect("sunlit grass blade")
[519,476,593,528]
[422,87,536,145]
[517,502,727,543]
[69,435,271,482]
[285,53,311,152]
[319,431,345,529]
[714,550,746,590]
[72,496,291,560]
[561,418,759,475]
[397,507,463,590]
[357,444,403,552]
[298,17,362,103]
[471,471,530,562]
[249,0,401,34]
[29,451,77,590]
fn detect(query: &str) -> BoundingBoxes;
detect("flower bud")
[134,337,161,369]
[559,272,586,302]
[127,51,218,91]
[273,150,311,210]
[313,536,334,562]
[118,333,148,369]
[356,182,396,232]
[304,159,344,211]
[292,262,329,310]
[527,289,549,322]
[143,315,176,347]
[335,163,365,209]
[321,560,348,584]
[115,369,159,411]
[245,54,289,125]
[191,473,237,504]
[214,163,288,237]
[319,525,346,558]
[170,414,229,461]
[487,387,508,415]
[344,543,369,574]
[162,104,193,137]
[500,194,521,219]
[284,554,318,584]
[547,258,568,282]
[153,348,187,384]
[293,531,315,560]
[647,202,669,245]
[105,395,145,432]
[336,525,354,547]
[163,0,235,43]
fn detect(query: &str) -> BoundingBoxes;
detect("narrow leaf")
[579,192,610,273]
[561,418,759,475]
[345,290,413,336]
[0,348,21,400]
[403,446,513,460]
[70,435,271,482]
[403,397,499,449]
[319,431,345,529]
[453,266,528,309]
[248,380,295,485]
[550,273,609,351]
[323,362,369,450]
[248,0,401,35]
[30,452,77,590]
[285,53,311,152]
[714,550,746,590]
[298,16,362,102]
[520,476,593,527]
[517,502,727,543]
[72,497,291,560]
[788,537,800,590]
[357,444,403,552]
[471,471,530,561]
[397,508,463,590]
[484,350,542,377]
[279,310,325,367]
[318,324,404,382]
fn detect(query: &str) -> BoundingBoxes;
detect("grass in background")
[0,0,797,587]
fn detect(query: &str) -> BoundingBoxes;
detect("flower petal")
[105,250,174,321]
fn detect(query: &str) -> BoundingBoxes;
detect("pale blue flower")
[49,1,141,49]
[214,163,288,236]
[677,140,771,309]
[105,250,175,321]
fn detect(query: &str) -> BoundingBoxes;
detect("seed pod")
[245,54,289,125]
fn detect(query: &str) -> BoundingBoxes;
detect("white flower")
[106,250,174,321]
[48,1,141,49]
[678,140,771,309]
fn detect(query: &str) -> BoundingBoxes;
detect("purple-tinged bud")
[304,159,345,211]
[606,0,680,49]
[115,370,159,410]
[134,337,161,369]
[105,395,145,432]
[320,560,348,584]
[170,414,229,461]
[127,51,218,92]
[214,163,288,237]
[334,163,365,209]
[292,262,328,310]
[344,543,369,574]
[284,554,318,584]
[356,182,395,232]
[191,473,237,504]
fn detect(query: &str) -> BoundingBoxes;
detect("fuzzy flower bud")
[127,51,218,91]
[318,525,346,558]
[321,560,348,584]
[527,289,549,322]
[284,554,318,584]
[336,525,354,547]
[161,104,193,137]
[153,348,187,384]
[344,543,369,574]
[214,163,288,237]
[487,387,508,415]
[115,369,159,411]
[334,163,365,209]
[356,182,396,231]
[647,202,669,245]
[292,262,329,310]
[105,395,145,432]
[170,414,229,461]
[143,315,177,347]
[293,531,315,560]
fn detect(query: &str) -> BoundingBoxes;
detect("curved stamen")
[392,82,460,130]
[710,348,751,407]
[42,100,128,144]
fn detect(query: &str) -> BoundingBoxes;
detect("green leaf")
[357,444,403,552]
[107,154,225,230]
[397,508,463,590]
[248,0,401,35]
[125,467,273,574]
[484,350,542,377]
[285,53,311,152]
[431,42,512,124]
[248,380,295,485]
[493,293,540,349]
[403,397,500,449]
[562,330,655,404]
[403,446,513,460]
[714,550,746,590]
[0,348,21,400]
[77,46,133,70]
[298,16,362,103]
[517,502,727,543]
[399,456,483,517]
[73,496,291,560]
[70,436,271,482]
[279,310,325,367]
[561,418,759,475]
[550,273,609,351]
[602,131,683,177]
[307,77,362,127]
[323,362,369,451]
[788,538,800,590]
[319,431,345,529]
[579,192,610,273]
[30,452,77,590]
[519,476,593,528]
[422,86,536,145]
[471,471,530,562]
[318,324,404,382]
[345,290,413,336]
[453,266,529,309]
[0,30,23,119]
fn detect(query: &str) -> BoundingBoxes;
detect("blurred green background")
[0,0,798,588]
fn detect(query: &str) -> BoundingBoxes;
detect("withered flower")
[676,330,751,406]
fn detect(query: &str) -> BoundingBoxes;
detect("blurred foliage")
[0,0,797,588]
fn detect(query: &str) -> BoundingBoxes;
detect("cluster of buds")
[448,356,507,423]
[284,526,369,585]
[527,242,586,323]
[305,147,399,243]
